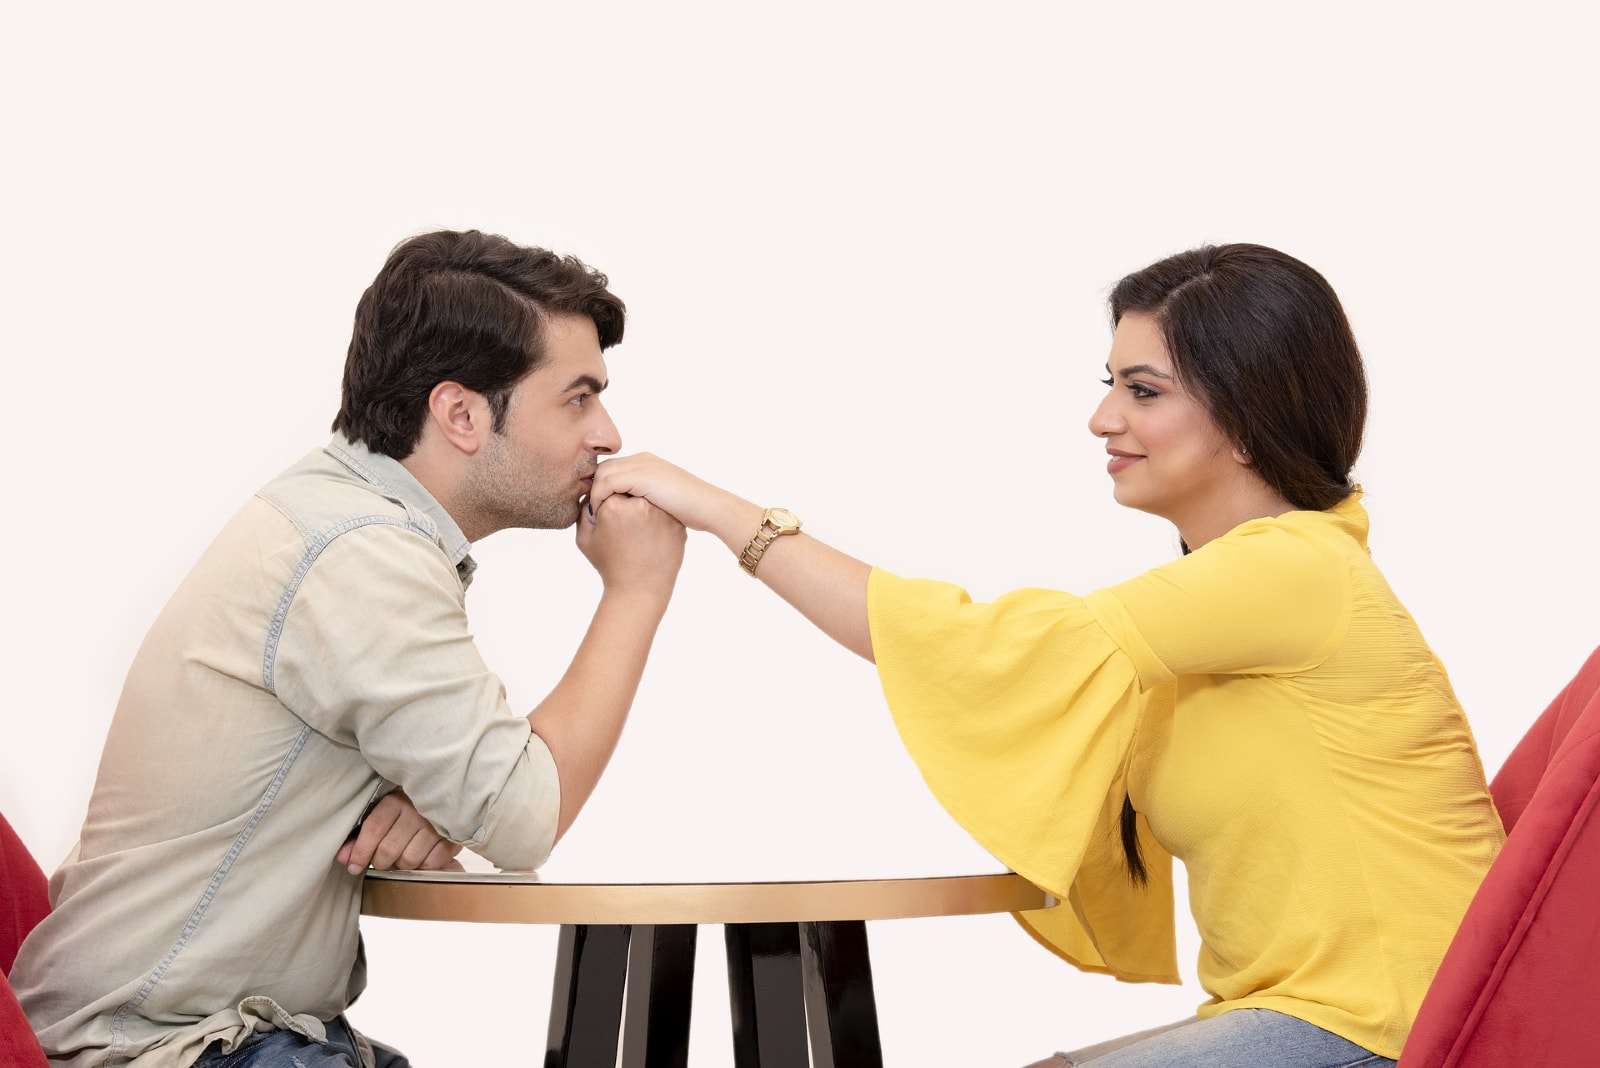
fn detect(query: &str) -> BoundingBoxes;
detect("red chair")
[2,810,50,1068]
[1399,646,1600,1066]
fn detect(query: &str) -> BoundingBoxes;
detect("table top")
[361,868,1056,925]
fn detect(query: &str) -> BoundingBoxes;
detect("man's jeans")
[190,1016,409,1068]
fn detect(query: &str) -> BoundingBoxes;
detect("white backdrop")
[4,2,1596,1064]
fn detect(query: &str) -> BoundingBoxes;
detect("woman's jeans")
[1062,1008,1396,1067]
[190,1015,409,1068]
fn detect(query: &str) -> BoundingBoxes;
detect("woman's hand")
[589,452,875,661]
[337,790,464,874]
[586,453,755,540]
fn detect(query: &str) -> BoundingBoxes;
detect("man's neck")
[399,449,486,543]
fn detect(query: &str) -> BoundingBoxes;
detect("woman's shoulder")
[1207,490,1371,573]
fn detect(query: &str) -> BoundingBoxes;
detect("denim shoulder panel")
[260,512,438,695]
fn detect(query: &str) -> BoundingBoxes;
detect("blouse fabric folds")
[866,493,1502,1059]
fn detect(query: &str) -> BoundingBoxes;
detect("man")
[12,230,686,1067]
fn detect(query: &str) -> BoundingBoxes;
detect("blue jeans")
[190,1015,409,1068]
[1062,1009,1396,1067]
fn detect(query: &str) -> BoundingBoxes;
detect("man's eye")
[570,394,589,407]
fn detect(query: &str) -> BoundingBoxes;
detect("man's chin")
[542,505,581,531]
[508,501,583,532]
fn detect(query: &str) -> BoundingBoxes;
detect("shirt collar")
[1328,485,1371,551]
[323,435,478,586]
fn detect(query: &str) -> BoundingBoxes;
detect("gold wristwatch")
[739,507,802,577]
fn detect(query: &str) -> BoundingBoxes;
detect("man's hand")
[576,489,686,600]
[532,487,686,842]
[336,789,464,875]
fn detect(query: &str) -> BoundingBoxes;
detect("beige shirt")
[13,437,560,1066]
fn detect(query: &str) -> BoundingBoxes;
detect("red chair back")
[1,811,51,1068]
[1399,646,1600,1066]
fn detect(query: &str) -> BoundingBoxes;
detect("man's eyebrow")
[561,375,608,394]
[1107,363,1173,380]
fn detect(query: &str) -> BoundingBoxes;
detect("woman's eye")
[1129,383,1158,399]
[1100,375,1114,387]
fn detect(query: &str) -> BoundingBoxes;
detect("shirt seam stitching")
[261,513,437,694]
[106,725,314,1054]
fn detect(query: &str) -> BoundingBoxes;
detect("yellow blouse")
[866,492,1502,1058]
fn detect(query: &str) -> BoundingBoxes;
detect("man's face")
[467,313,620,532]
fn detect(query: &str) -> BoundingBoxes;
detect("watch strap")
[739,508,800,576]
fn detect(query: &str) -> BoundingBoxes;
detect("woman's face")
[1088,311,1253,534]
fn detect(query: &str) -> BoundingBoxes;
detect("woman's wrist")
[714,497,768,557]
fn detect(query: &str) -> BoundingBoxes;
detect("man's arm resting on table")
[338,789,465,874]
[529,493,685,843]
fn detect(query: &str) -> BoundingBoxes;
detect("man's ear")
[425,381,491,456]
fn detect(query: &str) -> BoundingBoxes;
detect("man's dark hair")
[331,229,626,459]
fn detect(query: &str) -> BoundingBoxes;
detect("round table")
[362,868,1055,1068]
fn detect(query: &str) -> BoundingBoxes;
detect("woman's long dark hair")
[1107,244,1368,886]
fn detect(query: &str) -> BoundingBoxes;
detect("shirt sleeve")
[867,568,1179,983]
[1089,520,1350,689]
[269,521,560,871]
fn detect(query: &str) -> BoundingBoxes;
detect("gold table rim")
[360,871,1057,926]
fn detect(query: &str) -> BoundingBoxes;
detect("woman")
[589,244,1502,1067]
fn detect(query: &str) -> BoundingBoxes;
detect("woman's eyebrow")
[1108,363,1173,380]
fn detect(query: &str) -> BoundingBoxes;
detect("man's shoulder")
[255,444,440,547]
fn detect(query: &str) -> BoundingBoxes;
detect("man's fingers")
[396,829,441,870]
[419,839,464,871]
[341,789,460,874]
[343,823,382,873]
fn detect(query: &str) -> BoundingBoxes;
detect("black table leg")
[620,923,698,1068]
[724,922,809,1068]
[545,923,631,1068]
[800,920,884,1068]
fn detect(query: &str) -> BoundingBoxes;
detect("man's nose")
[588,402,621,455]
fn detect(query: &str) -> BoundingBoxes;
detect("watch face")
[767,508,801,532]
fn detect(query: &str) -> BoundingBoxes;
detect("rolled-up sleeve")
[269,521,559,871]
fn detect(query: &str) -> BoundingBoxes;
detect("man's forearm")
[527,588,671,841]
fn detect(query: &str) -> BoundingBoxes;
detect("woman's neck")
[1175,481,1297,549]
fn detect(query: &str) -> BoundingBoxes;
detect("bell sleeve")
[867,567,1180,983]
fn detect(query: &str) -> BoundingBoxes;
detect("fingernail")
[348,863,363,875]
[587,501,594,517]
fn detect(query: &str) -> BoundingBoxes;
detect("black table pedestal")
[545,919,883,1068]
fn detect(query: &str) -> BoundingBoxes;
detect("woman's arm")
[587,453,875,661]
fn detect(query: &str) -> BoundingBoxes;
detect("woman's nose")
[1088,393,1123,438]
